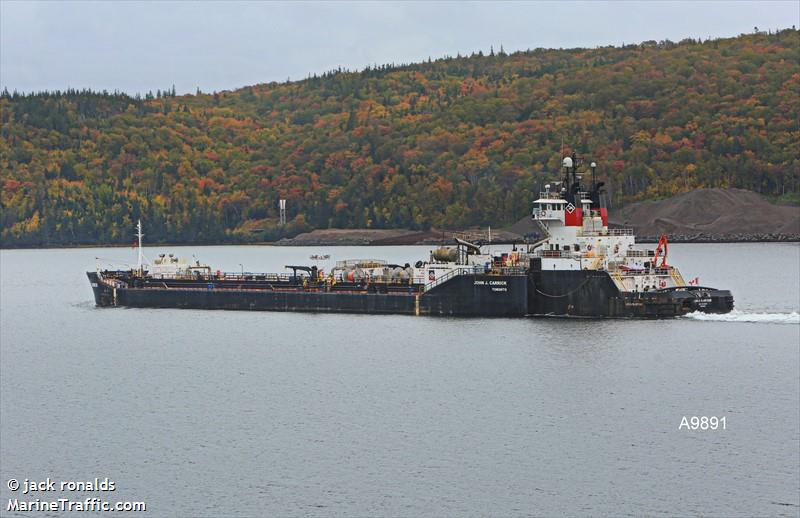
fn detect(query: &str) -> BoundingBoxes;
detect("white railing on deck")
[424,266,525,291]
[577,227,634,237]
[536,250,575,259]
[538,192,564,199]
[425,267,473,291]
[335,259,387,268]
[533,208,565,220]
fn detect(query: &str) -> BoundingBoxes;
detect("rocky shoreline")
[634,233,800,243]
[2,232,798,249]
[272,228,799,247]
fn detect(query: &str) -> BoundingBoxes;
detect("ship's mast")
[561,155,573,204]
[136,219,144,274]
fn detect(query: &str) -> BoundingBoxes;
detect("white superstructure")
[522,155,695,293]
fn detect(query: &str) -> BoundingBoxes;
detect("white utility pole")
[279,199,287,225]
[136,219,144,274]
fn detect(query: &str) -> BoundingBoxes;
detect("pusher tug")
[87,155,733,318]
[521,155,733,317]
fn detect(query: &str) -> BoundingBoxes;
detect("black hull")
[526,269,733,318]
[658,286,735,314]
[89,268,733,319]
[88,272,528,317]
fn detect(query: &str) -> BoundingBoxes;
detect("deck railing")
[425,268,473,291]
[625,249,654,258]
[424,266,526,291]
[335,259,387,268]
[578,228,634,236]
[607,228,634,236]
[536,250,575,259]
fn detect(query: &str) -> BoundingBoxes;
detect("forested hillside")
[1,29,798,246]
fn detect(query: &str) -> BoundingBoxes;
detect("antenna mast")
[136,219,144,274]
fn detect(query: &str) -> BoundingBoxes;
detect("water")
[1,243,798,517]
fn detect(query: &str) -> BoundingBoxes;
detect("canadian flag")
[688,277,700,285]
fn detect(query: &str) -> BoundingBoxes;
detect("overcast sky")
[1,1,797,95]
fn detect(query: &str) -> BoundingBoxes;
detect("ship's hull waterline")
[526,269,733,317]
[88,268,733,318]
[87,271,530,317]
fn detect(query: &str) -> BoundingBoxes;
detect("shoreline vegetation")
[3,239,799,252]
[2,240,799,251]
[3,187,797,249]
[2,231,798,250]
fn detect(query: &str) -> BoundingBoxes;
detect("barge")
[88,226,529,317]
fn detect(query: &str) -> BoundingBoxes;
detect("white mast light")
[562,157,573,169]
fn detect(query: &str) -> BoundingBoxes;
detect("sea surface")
[1,243,798,517]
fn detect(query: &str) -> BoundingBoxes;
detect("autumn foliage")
[1,30,797,246]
